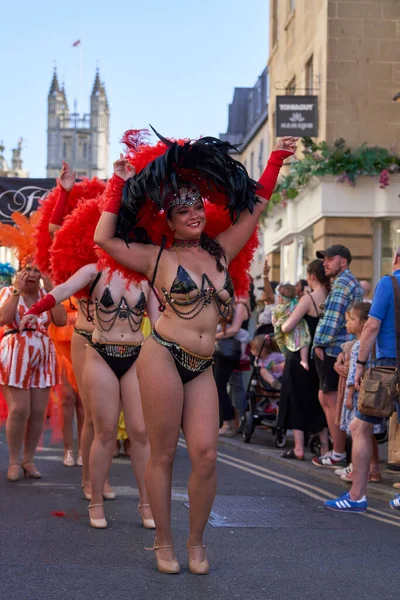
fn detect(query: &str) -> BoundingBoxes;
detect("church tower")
[46,69,109,179]
[90,69,110,180]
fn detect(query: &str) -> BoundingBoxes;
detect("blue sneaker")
[389,494,400,510]
[324,492,367,513]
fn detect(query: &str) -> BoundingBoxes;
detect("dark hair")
[278,283,297,299]
[297,278,308,291]
[350,302,370,322]
[307,259,330,290]
[251,334,279,355]
[199,233,226,272]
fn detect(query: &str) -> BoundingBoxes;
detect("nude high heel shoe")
[82,482,91,501]
[7,463,24,482]
[145,543,180,574]
[102,480,116,501]
[138,503,156,529]
[22,462,42,479]
[88,503,107,529]
[187,545,210,575]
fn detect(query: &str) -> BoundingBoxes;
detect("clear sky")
[0,0,269,177]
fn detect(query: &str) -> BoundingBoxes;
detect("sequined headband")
[165,184,202,210]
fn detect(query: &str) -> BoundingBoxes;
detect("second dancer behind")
[94,132,297,574]
[21,193,158,530]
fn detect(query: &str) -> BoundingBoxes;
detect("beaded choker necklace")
[172,239,201,248]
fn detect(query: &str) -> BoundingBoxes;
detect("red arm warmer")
[25,293,56,316]
[50,186,70,226]
[257,150,292,201]
[104,175,126,214]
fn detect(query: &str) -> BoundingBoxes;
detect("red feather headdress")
[97,133,259,297]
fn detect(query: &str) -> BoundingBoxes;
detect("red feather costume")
[96,135,260,297]
[34,178,105,275]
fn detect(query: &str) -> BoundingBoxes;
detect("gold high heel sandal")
[7,463,23,482]
[138,503,156,529]
[187,545,210,575]
[22,462,42,479]
[145,543,180,574]
[88,503,107,529]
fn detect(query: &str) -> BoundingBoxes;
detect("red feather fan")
[34,179,106,275]
[50,197,101,299]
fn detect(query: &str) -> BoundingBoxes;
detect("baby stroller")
[243,335,287,448]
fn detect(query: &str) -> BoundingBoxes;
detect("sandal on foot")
[88,503,107,529]
[82,482,91,501]
[7,463,23,482]
[187,545,210,575]
[138,503,156,529]
[22,462,41,479]
[281,449,305,461]
[145,543,180,574]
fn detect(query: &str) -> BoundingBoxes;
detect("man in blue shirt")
[325,249,400,513]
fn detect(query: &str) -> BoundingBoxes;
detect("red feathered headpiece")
[97,136,259,297]
[34,178,106,275]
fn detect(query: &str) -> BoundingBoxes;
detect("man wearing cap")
[325,247,400,513]
[312,245,363,468]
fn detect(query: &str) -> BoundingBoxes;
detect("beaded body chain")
[94,287,145,333]
[161,273,232,320]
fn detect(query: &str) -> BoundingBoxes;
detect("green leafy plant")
[262,137,400,219]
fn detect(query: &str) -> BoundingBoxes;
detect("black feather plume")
[116,129,260,243]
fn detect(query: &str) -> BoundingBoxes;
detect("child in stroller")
[243,334,286,446]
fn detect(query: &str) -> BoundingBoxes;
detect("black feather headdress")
[115,127,260,243]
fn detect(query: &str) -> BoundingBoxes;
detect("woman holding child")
[277,260,329,460]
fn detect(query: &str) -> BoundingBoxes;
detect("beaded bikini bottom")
[151,329,214,385]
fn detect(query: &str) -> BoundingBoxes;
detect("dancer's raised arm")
[94,155,158,278]
[49,161,76,236]
[217,137,297,262]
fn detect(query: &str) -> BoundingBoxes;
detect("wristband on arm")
[50,186,70,226]
[25,293,56,316]
[257,150,292,201]
[104,175,125,215]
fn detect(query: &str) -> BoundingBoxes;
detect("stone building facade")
[46,69,109,179]
[264,0,400,286]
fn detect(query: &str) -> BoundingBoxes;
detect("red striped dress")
[0,286,58,389]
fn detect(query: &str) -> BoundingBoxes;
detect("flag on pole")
[72,40,81,47]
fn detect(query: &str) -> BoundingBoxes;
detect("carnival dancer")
[34,166,115,495]
[94,130,297,574]
[22,185,159,530]
[0,213,67,481]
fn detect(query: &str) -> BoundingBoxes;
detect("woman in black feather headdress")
[94,130,297,575]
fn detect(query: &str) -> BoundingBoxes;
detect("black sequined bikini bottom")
[151,329,214,385]
[89,340,141,380]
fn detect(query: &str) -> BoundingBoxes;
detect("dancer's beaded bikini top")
[150,240,234,320]
[88,271,145,332]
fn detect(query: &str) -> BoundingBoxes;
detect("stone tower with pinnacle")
[46,68,109,179]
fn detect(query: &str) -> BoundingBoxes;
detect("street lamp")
[393,91,400,103]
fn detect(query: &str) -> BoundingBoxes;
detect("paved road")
[1,430,400,600]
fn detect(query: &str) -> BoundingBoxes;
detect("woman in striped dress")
[0,214,67,482]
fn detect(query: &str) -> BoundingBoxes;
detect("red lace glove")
[104,174,125,214]
[50,186,70,226]
[25,294,56,316]
[257,150,293,201]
